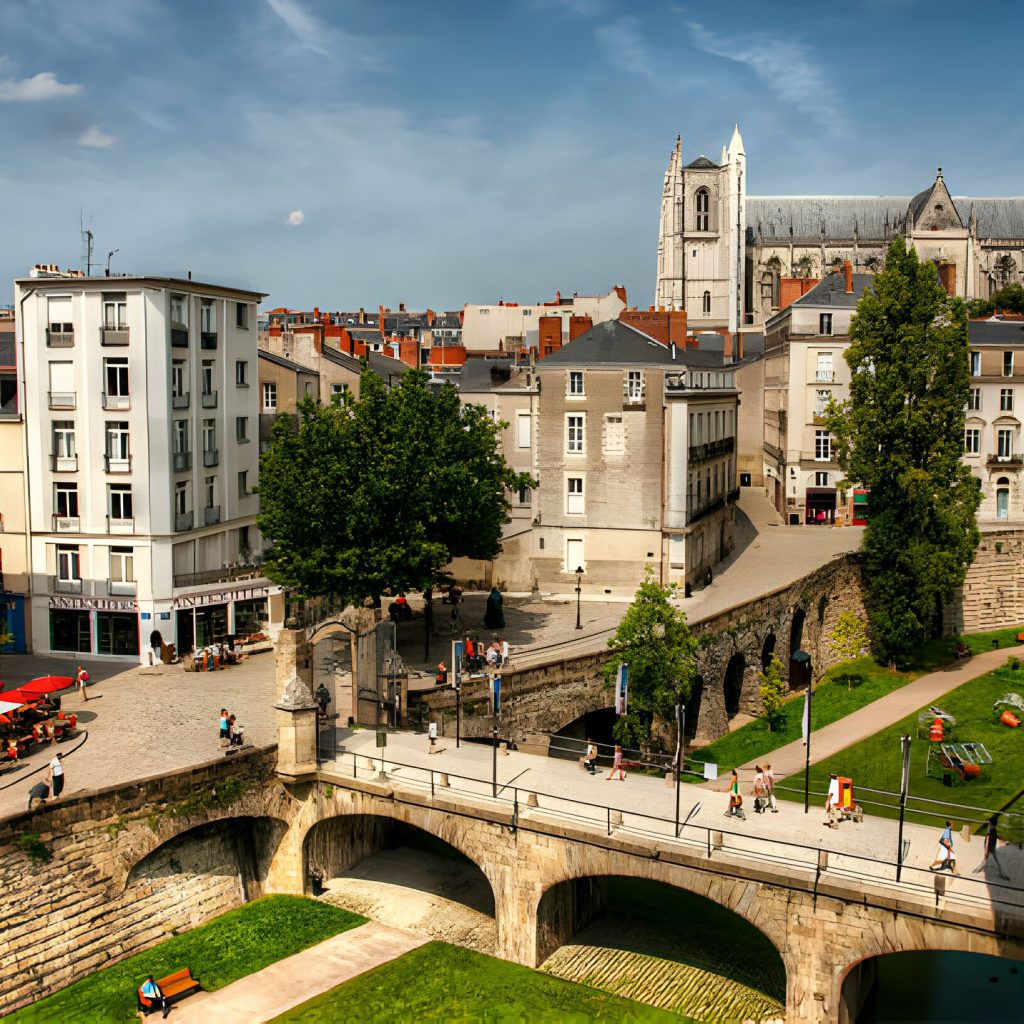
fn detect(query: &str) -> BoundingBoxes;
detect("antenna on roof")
[80,213,94,276]
[106,249,119,276]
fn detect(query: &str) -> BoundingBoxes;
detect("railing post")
[607,806,611,836]
[431,770,435,799]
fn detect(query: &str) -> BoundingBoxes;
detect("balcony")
[51,515,80,533]
[201,390,218,409]
[102,391,131,411]
[814,370,836,383]
[51,576,83,594]
[50,454,78,472]
[200,331,218,350]
[172,391,190,410]
[48,391,76,410]
[204,504,221,526]
[107,579,137,596]
[175,510,194,531]
[107,515,135,535]
[101,327,130,346]
[173,564,263,589]
[688,436,737,464]
[203,449,219,467]
[987,453,1024,468]
[173,451,193,472]
[104,454,132,473]
[171,327,189,348]
[46,329,74,348]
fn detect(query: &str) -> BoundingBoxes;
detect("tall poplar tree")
[826,239,981,661]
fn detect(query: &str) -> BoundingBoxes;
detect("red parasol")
[0,690,38,708]
[19,676,74,696]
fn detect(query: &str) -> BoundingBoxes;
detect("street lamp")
[574,566,584,630]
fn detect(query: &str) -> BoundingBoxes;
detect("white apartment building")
[16,271,281,659]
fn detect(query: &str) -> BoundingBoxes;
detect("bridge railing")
[326,749,1024,918]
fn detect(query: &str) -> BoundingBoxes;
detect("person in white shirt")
[48,754,64,798]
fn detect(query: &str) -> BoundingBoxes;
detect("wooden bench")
[137,969,200,1016]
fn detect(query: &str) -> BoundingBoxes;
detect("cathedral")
[655,128,1024,332]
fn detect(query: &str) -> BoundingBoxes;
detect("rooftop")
[538,320,734,368]
[791,272,875,309]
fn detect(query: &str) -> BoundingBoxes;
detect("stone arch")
[817,595,828,625]
[789,607,806,655]
[551,706,618,759]
[723,652,745,718]
[760,633,776,670]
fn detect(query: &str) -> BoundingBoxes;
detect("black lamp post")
[574,566,584,630]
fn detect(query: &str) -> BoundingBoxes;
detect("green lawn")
[12,896,366,1023]
[778,663,1024,840]
[272,942,682,1023]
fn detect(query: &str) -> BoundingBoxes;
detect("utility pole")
[802,675,814,814]
[896,735,912,882]
[492,725,498,798]
[674,702,685,837]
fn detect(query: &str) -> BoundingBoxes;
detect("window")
[1004,351,1015,377]
[304,380,313,395]
[516,412,531,449]
[565,538,584,573]
[52,421,75,459]
[815,389,831,417]
[110,546,134,583]
[238,470,249,498]
[970,351,981,376]
[997,428,1014,459]
[626,370,644,401]
[105,421,130,467]
[695,187,710,231]
[517,483,530,506]
[239,525,250,556]
[205,476,216,509]
[174,482,187,516]
[567,371,585,396]
[173,419,189,454]
[201,360,214,396]
[57,545,80,582]
[331,383,348,400]
[964,428,980,454]
[566,413,585,453]
[55,483,78,517]
[171,361,186,398]
[702,290,711,315]
[235,302,249,329]
[203,418,216,452]
[236,416,249,443]
[1002,388,1014,412]
[816,352,834,382]
[819,313,833,336]
[604,413,625,454]
[968,387,981,411]
[201,300,215,334]
[103,293,127,330]
[170,294,186,327]
[815,430,831,461]
[105,358,129,396]
[997,486,1010,520]
[566,476,584,515]
[47,296,73,337]
[109,485,133,520]
[235,360,249,386]
[815,471,830,486]
[262,382,277,412]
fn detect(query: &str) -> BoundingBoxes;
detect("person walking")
[218,708,230,749]
[48,753,64,799]
[427,718,438,752]
[149,628,163,665]
[973,815,1010,880]
[435,661,448,687]
[824,773,840,828]
[725,769,744,818]
[752,766,767,813]
[606,744,626,781]
[583,738,598,775]
[764,762,778,812]
[929,820,958,872]
[75,664,89,702]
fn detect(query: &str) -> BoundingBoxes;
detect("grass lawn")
[687,625,1024,774]
[11,896,366,1024]
[777,663,1024,840]
[272,942,683,1023]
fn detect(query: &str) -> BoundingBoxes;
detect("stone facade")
[946,527,1024,634]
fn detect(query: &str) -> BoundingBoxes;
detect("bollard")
[664,772,674,789]
[439,773,450,788]
[817,850,829,872]
[610,810,623,827]
[711,830,723,851]
[527,792,539,808]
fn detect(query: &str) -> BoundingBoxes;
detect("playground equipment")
[926,741,991,784]
[917,706,956,740]
[994,693,1024,727]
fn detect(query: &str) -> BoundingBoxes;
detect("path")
[172,922,427,1023]
[733,643,1024,783]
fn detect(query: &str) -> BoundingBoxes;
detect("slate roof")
[538,320,733,368]
[969,319,1024,346]
[791,273,875,309]
[457,358,515,392]
[257,349,319,375]
[687,156,718,169]
[956,198,1024,239]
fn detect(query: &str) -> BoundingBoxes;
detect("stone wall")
[946,528,1024,634]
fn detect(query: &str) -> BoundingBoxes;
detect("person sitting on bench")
[138,975,170,1018]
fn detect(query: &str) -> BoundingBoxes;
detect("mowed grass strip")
[271,942,682,1023]
[11,896,366,1024]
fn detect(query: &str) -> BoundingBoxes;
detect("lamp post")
[896,734,912,882]
[574,565,584,630]
[802,671,814,814]
[674,701,685,837]
[492,725,499,798]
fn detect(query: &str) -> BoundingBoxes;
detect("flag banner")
[615,663,628,716]
[801,689,810,745]
[492,676,501,715]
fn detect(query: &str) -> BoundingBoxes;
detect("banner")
[615,663,628,716]
[492,676,501,715]
[801,689,810,745]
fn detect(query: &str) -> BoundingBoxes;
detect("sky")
[1,0,1022,312]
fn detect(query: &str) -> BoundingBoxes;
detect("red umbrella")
[19,676,74,696]
[0,690,38,707]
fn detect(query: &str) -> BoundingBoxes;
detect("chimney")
[843,260,853,294]
[399,302,406,312]
[555,290,561,304]
[313,306,320,321]
[358,306,365,324]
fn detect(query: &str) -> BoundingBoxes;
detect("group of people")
[581,739,628,780]
[724,765,777,818]
[434,637,508,685]
[928,815,1010,879]
[217,708,244,749]
[26,753,64,809]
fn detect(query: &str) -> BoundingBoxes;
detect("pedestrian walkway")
[172,922,427,1023]
[736,643,1024,783]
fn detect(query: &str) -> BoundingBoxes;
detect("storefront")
[97,612,140,656]
[173,584,277,652]
[852,489,870,526]
[805,486,837,524]
[234,598,269,636]
[51,608,91,652]
[48,594,139,655]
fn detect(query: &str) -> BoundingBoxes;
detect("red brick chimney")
[843,261,853,295]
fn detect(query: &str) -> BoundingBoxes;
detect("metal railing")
[107,579,137,596]
[51,514,80,532]
[104,454,132,473]
[200,331,218,350]
[172,392,190,409]
[48,391,76,409]
[203,504,221,526]
[203,449,219,467]
[102,391,131,411]
[46,330,74,348]
[172,564,262,589]
[201,390,218,408]
[101,327,130,346]
[174,511,194,531]
[106,515,135,534]
[51,576,83,594]
[173,451,192,472]
[50,454,78,472]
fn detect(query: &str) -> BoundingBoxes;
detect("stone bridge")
[4,735,1022,1024]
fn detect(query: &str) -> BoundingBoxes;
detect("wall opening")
[790,608,806,655]
[550,707,618,762]
[724,653,745,718]
[760,633,776,670]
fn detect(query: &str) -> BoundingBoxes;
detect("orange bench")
[137,969,200,1015]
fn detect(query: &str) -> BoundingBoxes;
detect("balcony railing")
[107,579,137,596]
[203,449,219,467]
[102,391,131,411]
[173,451,192,472]
[172,391,190,409]
[51,576,83,594]
[201,390,218,408]
[173,564,263,589]
[104,454,132,473]
[101,327,130,346]
[175,511,194,531]
[48,391,76,409]
[107,515,135,534]
[171,327,189,348]
[46,329,74,348]
[815,370,836,383]
[50,454,78,472]
[987,453,1024,466]
[203,504,221,526]
[51,515,80,532]
[200,331,218,350]
[688,436,736,464]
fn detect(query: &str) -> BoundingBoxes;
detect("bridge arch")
[789,607,806,655]
[723,652,745,718]
[760,633,776,670]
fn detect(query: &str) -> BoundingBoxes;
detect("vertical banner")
[615,663,628,716]
[453,640,463,690]
[492,675,501,715]
[801,688,811,745]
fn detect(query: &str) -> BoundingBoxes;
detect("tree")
[758,655,787,732]
[966,297,994,319]
[991,282,1024,313]
[603,568,697,749]
[828,611,869,689]
[257,367,535,604]
[825,238,981,662]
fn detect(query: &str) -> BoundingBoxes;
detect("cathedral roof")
[956,198,1024,239]
[687,156,718,169]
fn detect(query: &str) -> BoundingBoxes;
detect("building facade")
[16,272,281,659]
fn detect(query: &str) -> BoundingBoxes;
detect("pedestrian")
[218,708,230,748]
[48,752,64,798]
[484,586,505,629]
[435,661,448,687]
[583,737,598,775]
[137,975,171,1019]
[75,664,89,702]
[27,781,49,810]
[725,769,745,818]
[752,765,766,813]
[428,718,438,751]
[501,639,510,667]
[606,744,626,781]
[764,762,778,812]
[149,628,163,665]
[824,773,840,829]
[973,815,1010,880]
[929,820,958,872]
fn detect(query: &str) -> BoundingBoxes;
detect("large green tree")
[826,239,981,662]
[257,367,534,603]
[604,569,697,748]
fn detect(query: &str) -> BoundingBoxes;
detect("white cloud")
[0,71,82,102]
[287,209,305,226]
[688,21,839,128]
[594,17,656,82]
[77,125,116,148]
[265,0,329,56]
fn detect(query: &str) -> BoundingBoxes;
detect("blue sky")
[1,0,1021,311]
